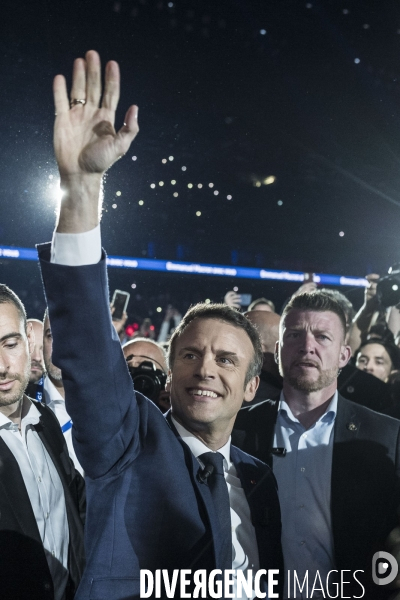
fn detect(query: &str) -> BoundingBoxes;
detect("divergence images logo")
[372,551,398,586]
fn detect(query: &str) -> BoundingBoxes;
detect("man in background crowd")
[355,338,400,383]
[122,337,170,412]
[244,310,282,405]
[25,317,45,399]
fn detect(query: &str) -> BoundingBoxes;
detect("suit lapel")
[0,437,42,545]
[331,395,361,567]
[164,412,223,569]
[230,446,271,570]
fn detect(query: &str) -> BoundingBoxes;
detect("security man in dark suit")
[0,284,85,600]
[233,290,400,599]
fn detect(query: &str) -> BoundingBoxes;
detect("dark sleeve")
[38,243,141,479]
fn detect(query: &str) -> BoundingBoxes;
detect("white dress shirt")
[172,416,261,599]
[43,375,84,476]
[0,398,69,600]
[273,391,337,599]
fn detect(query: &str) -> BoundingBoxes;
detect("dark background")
[1,0,400,325]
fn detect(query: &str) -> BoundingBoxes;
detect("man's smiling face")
[277,309,350,394]
[168,318,258,435]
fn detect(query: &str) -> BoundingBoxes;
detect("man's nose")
[31,344,41,362]
[194,354,216,379]
[0,351,9,376]
[298,332,316,353]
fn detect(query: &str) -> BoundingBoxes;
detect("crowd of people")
[1,50,400,600]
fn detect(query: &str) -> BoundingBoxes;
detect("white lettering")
[340,570,351,598]
[236,570,253,597]
[352,570,365,599]
[310,572,326,598]
[224,570,235,597]
[208,570,222,598]
[254,569,267,598]
[326,570,339,598]
[192,570,207,598]
[268,569,280,598]
[294,572,308,596]
[180,570,192,598]
[162,570,179,598]
[140,570,153,598]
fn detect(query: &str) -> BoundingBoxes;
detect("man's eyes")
[4,341,18,349]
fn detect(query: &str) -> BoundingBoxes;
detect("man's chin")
[287,370,338,393]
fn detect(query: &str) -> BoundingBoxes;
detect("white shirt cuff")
[51,225,102,265]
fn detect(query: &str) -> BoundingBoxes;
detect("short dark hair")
[248,297,275,312]
[168,303,263,385]
[0,284,27,328]
[319,288,355,330]
[282,291,347,339]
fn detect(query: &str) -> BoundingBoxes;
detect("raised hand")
[53,50,138,178]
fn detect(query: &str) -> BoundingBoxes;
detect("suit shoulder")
[231,443,271,471]
[338,395,400,431]
[235,399,278,427]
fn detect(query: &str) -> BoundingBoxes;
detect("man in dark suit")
[233,290,400,599]
[0,284,85,600]
[38,51,282,600]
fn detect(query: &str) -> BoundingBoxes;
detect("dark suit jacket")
[38,244,283,600]
[0,401,85,600]
[233,395,400,598]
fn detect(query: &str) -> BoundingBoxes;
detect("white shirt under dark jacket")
[0,398,69,600]
[43,375,84,476]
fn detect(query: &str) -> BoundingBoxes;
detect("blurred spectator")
[123,338,169,412]
[25,318,45,400]
[43,310,83,475]
[111,305,128,343]
[224,290,241,310]
[248,297,275,312]
[396,331,400,348]
[244,310,282,404]
[158,306,182,342]
[355,338,400,383]
[26,318,45,384]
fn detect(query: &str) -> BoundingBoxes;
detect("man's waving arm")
[39,51,140,478]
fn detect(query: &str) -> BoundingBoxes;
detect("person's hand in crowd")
[364,273,380,303]
[110,306,128,334]
[292,282,318,297]
[224,290,241,309]
[163,306,181,322]
[54,51,139,233]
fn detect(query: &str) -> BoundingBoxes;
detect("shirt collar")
[279,390,338,425]
[170,415,231,468]
[0,396,41,431]
[43,374,65,404]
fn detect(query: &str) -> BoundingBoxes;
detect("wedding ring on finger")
[70,98,86,108]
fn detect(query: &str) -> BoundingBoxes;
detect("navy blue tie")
[199,451,232,570]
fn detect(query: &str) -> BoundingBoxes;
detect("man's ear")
[243,375,259,403]
[339,344,352,368]
[165,371,172,393]
[26,321,35,355]
[274,340,280,364]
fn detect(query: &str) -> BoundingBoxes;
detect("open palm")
[53,51,138,178]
